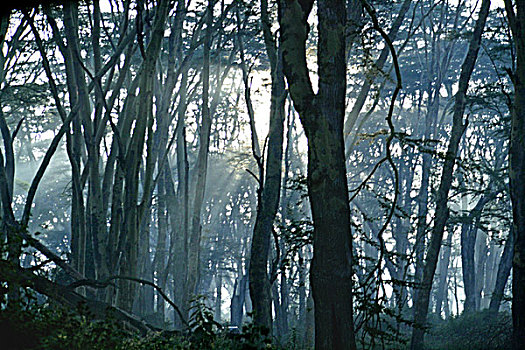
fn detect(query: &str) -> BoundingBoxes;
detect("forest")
[0,0,524,349]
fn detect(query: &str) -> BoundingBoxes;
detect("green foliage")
[426,310,512,350]
[0,300,132,350]
[234,316,273,350]
[188,295,223,348]
[0,297,287,350]
[186,298,275,349]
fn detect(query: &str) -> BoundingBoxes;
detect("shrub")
[426,310,511,350]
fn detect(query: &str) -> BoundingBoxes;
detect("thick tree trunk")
[410,0,490,347]
[504,1,525,347]
[304,291,315,349]
[461,187,497,312]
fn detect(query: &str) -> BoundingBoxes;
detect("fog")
[0,0,521,349]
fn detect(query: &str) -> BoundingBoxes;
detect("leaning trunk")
[410,1,490,347]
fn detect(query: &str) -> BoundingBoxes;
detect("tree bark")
[118,0,169,312]
[504,1,525,347]
[280,0,357,348]
[246,0,286,332]
[489,228,514,314]
[434,231,452,317]
[186,0,215,311]
[230,273,247,327]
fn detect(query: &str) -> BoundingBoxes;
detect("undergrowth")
[0,297,279,350]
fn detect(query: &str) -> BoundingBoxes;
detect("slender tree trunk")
[343,0,411,151]
[154,175,168,319]
[172,0,190,322]
[410,1,490,347]
[172,118,189,327]
[475,232,489,310]
[435,231,452,317]
[413,99,438,301]
[489,228,514,313]
[297,251,307,343]
[279,264,289,338]
[118,0,169,312]
[483,241,499,309]
[272,278,283,339]
[186,0,215,310]
[215,266,222,322]
[230,273,247,327]
[0,17,20,300]
[246,0,286,332]
[57,3,89,282]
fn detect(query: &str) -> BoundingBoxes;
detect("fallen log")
[0,260,157,335]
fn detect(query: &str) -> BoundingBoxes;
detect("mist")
[0,0,522,349]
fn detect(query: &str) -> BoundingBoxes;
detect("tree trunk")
[246,0,286,332]
[410,0,490,347]
[504,2,525,347]
[172,0,190,322]
[489,228,514,313]
[304,291,315,349]
[343,0,411,151]
[461,186,497,313]
[280,0,356,348]
[230,273,247,327]
[118,0,169,312]
[462,219,479,312]
[186,0,214,311]
[434,231,452,317]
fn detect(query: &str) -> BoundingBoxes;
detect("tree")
[410,0,491,347]
[245,0,286,332]
[279,0,357,348]
[503,0,525,347]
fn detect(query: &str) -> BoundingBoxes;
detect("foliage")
[0,299,132,350]
[0,297,285,350]
[426,310,512,350]
[188,295,223,348]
